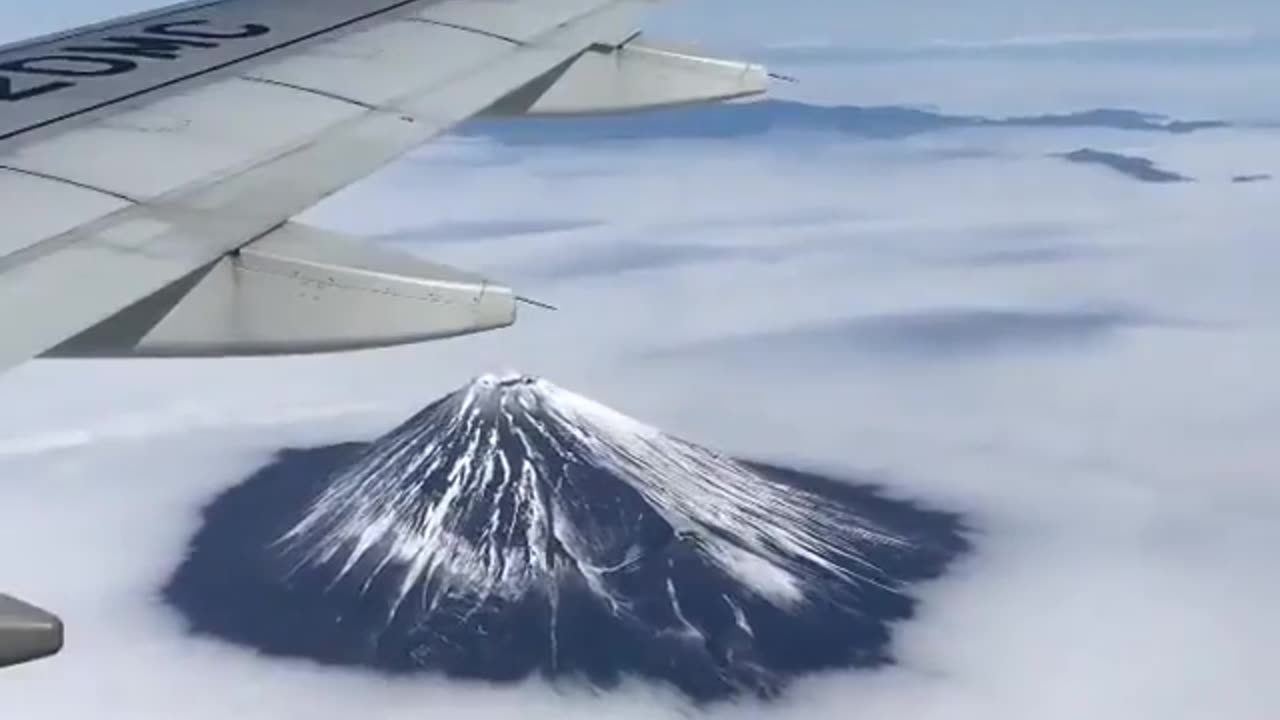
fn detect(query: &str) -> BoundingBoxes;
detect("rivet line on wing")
[0,164,139,203]
[405,17,525,45]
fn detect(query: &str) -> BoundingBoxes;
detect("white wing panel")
[0,169,129,256]
[0,0,645,372]
[415,0,615,41]
[0,0,420,142]
[2,78,363,200]
[0,3,629,205]
[122,222,516,357]
[245,21,510,108]
[493,40,769,116]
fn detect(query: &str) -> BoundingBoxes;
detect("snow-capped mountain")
[165,374,967,701]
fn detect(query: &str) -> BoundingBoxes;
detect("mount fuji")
[164,374,969,702]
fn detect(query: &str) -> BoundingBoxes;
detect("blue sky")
[646,0,1280,120]
[649,0,1279,46]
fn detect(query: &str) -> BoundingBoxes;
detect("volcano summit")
[165,374,968,701]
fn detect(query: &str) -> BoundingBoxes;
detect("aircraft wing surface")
[0,0,769,372]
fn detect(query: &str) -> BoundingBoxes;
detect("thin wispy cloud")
[927,27,1260,49]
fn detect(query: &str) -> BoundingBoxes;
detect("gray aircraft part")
[45,222,517,358]
[0,595,63,669]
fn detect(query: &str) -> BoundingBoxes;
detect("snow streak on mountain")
[165,375,968,702]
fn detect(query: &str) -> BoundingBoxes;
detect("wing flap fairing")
[486,36,769,116]
[46,222,515,358]
[0,594,63,670]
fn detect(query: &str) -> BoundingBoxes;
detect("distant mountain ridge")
[459,100,1229,144]
[1054,148,1194,183]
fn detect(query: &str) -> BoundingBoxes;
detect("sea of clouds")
[2,1,1280,718]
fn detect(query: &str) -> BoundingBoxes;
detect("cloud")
[7,117,1280,718]
[374,218,604,246]
[926,28,1260,49]
[759,30,1269,66]
[651,306,1160,367]
[753,33,1279,72]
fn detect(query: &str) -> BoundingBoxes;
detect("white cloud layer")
[1,118,1279,719]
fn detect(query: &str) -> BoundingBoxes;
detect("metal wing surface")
[0,0,769,371]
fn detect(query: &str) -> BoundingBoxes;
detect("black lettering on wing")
[144,20,271,40]
[63,34,217,60]
[0,74,74,102]
[0,55,138,77]
[0,18,272,105]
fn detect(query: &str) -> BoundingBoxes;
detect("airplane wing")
[0,0,769,669]
[0,0,769,374]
